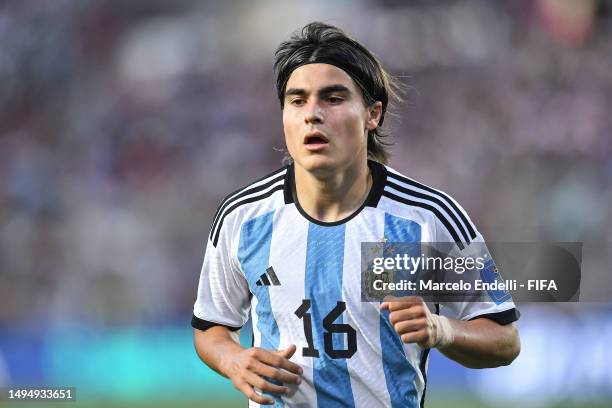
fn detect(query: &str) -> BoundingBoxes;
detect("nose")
[304,101,324,125]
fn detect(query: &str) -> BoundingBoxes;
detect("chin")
[295,154,340,175]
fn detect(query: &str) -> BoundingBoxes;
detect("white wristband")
[432,315,455,349]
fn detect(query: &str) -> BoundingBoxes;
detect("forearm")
[437,319,520,368]
[194,327,302,405]
[194,326,244,377]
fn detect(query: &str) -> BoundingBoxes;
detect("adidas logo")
[256,266,281,286]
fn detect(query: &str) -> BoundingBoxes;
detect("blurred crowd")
[0,0,611,327]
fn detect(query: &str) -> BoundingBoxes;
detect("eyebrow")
[284,84,351,98]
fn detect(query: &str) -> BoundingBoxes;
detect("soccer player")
[192,22,520,407]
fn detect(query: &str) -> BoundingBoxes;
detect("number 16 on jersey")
[294,299,357,359]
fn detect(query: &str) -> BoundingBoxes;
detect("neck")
[294,158,372,223]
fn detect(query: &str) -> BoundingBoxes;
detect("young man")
[192,22,520,407]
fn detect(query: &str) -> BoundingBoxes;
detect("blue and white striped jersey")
[192,160,519,407]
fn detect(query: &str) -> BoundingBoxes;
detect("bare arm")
[194,326,302,405]
[436,319,520,368]
[194,326,243,377]
[381,296,520,369]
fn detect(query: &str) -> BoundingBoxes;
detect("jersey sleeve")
[192,218,251,332]
[432,200,520,326]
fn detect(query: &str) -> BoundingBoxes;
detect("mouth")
[304,132,329,146]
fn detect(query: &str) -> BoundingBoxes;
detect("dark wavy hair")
[274,22,401,164]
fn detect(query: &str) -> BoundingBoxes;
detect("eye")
[290,98,306,106]
[327,96,344,104]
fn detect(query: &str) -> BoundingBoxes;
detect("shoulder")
[208,165,289,247]
[380,165,478,245]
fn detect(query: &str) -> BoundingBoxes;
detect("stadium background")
[1,0,611,407]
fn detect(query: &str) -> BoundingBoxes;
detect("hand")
[380,295,454,349]
[223,344,303,405]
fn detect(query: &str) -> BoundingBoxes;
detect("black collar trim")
[283,160,387,226]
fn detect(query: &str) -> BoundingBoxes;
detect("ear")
[365,101,383,131]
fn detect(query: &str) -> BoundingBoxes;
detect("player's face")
[282,63,381,175]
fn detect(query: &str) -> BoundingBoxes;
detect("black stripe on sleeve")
[210,167,286,229]
[386,180,471,244]
[191,314,241,332]
[468,308,520,325]
[387,172,477,240]
[382,190,466,250]
[212,184,284,247]
[210,172,286,241]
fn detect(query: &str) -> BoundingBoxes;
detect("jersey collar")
[283,160,387,226]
